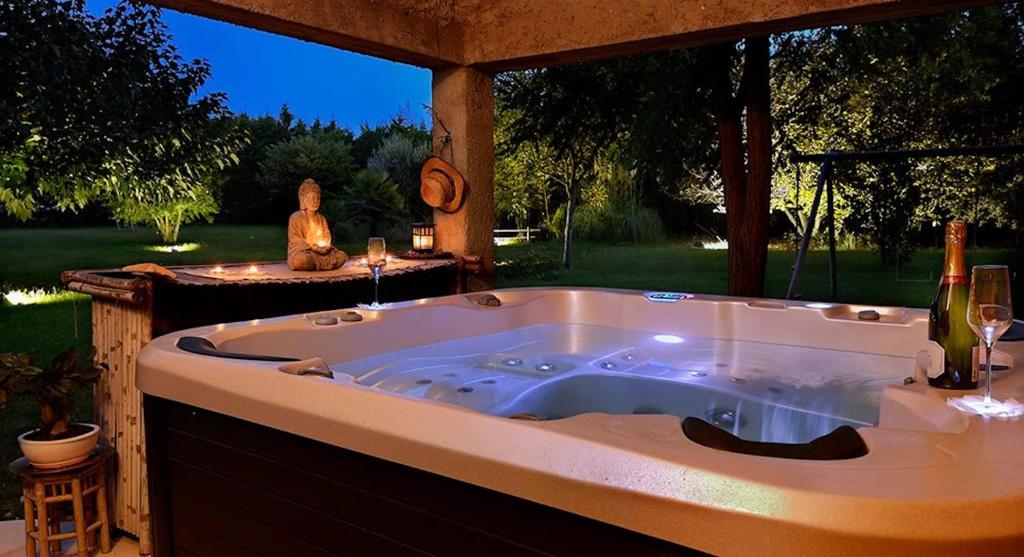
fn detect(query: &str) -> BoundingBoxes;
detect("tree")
[771,6,1024,263]
[338,170,406,236]
[217,108,354,223]
[105,122,246,243]
[0,0,230,220]
[257,130,355,220]
[367,134,430,220]
[112,186,218,244]
[351,114,431,168]
[493,104,557,232]
[217,111,296,222]
[704,38,772,297]
[497,67,624,269]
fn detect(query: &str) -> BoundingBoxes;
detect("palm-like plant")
[338,169,406,236]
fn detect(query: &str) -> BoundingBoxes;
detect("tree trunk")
[40,403,69,438]
[171,208,183,244]
[739,36,771,297]
[562,188,577,269]
[708,37,771,297]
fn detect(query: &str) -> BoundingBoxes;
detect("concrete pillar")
[430,66,495,290]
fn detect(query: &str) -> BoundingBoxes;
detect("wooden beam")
[430,66,495,290]
[149,1,1006,72]
[150,0,463,68]
[463,0,1007,71]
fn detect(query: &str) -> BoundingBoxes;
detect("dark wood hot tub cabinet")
[143,396,699,557]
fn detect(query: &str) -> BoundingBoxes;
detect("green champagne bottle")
[928,220,978,389]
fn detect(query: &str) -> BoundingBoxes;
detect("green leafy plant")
[1,0,232,220]
[575,163,664,243]
[0,347,103,440]
[109,179,220,244]
[256,131,356,216]
[367,133,430,220]
[336,169,406,236]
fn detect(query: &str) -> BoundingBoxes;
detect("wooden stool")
[9,445,114,557]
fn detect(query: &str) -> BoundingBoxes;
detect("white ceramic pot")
[18,423,100,469]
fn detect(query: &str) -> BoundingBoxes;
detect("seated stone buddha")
[287,179,348,271]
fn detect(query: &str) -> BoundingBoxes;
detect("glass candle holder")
[411,223,435,253]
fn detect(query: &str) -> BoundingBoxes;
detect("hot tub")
[137,288,1024,555]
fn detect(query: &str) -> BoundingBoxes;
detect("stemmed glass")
[363,237,387,309]
[966,265,1013,404]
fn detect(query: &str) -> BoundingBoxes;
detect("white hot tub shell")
[137,287,1024,555]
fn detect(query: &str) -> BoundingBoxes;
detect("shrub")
[575,167,664,243]
[335,169,406,236]
[367,134,430,220]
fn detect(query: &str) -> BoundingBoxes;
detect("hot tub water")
[339,323,911,444]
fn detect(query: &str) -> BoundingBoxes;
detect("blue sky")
[86,0,432,130]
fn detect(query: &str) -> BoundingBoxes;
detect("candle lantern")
[411,223,435,253]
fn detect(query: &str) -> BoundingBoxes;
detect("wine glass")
[364,237,387,309]
[966,265,1013,403]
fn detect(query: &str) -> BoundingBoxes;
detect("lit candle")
[212,265,224,274]
[247,265,258,274]
[359,257,368,266]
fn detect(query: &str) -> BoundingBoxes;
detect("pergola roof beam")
[461,0,1005,71]
[150,0,464,68]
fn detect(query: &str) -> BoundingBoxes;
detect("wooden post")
[71,478,88,555]
[22,481,35,557]
[35,482,50,557]
[431,66,496,290]
[91,295,153,552]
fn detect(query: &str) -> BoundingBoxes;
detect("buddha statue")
[287,179,348,271]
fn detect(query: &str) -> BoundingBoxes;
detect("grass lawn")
[497,241,1012,307]
[0,224,1014,518]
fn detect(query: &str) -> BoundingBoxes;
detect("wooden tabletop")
[8,444,116,479]
[63,257,456,288]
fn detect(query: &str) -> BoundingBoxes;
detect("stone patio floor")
[1,520,138,556]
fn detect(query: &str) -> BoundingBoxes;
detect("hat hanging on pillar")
[420,156,465,213]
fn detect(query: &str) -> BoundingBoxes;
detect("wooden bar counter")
[61,257,459,554]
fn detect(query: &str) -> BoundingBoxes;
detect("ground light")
[2,288,82,306]
[145,243,201,253]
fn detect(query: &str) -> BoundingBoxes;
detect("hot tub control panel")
[644,292,694,303]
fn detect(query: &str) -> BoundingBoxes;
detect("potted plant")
[1,346,104,469]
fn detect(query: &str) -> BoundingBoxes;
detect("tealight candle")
[247,265,258,274]
[212,265,224,274]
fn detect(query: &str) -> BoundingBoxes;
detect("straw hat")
[420,157,465,213]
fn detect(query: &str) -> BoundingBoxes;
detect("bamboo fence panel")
[91,296,151,549]
[67,258,459,556]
